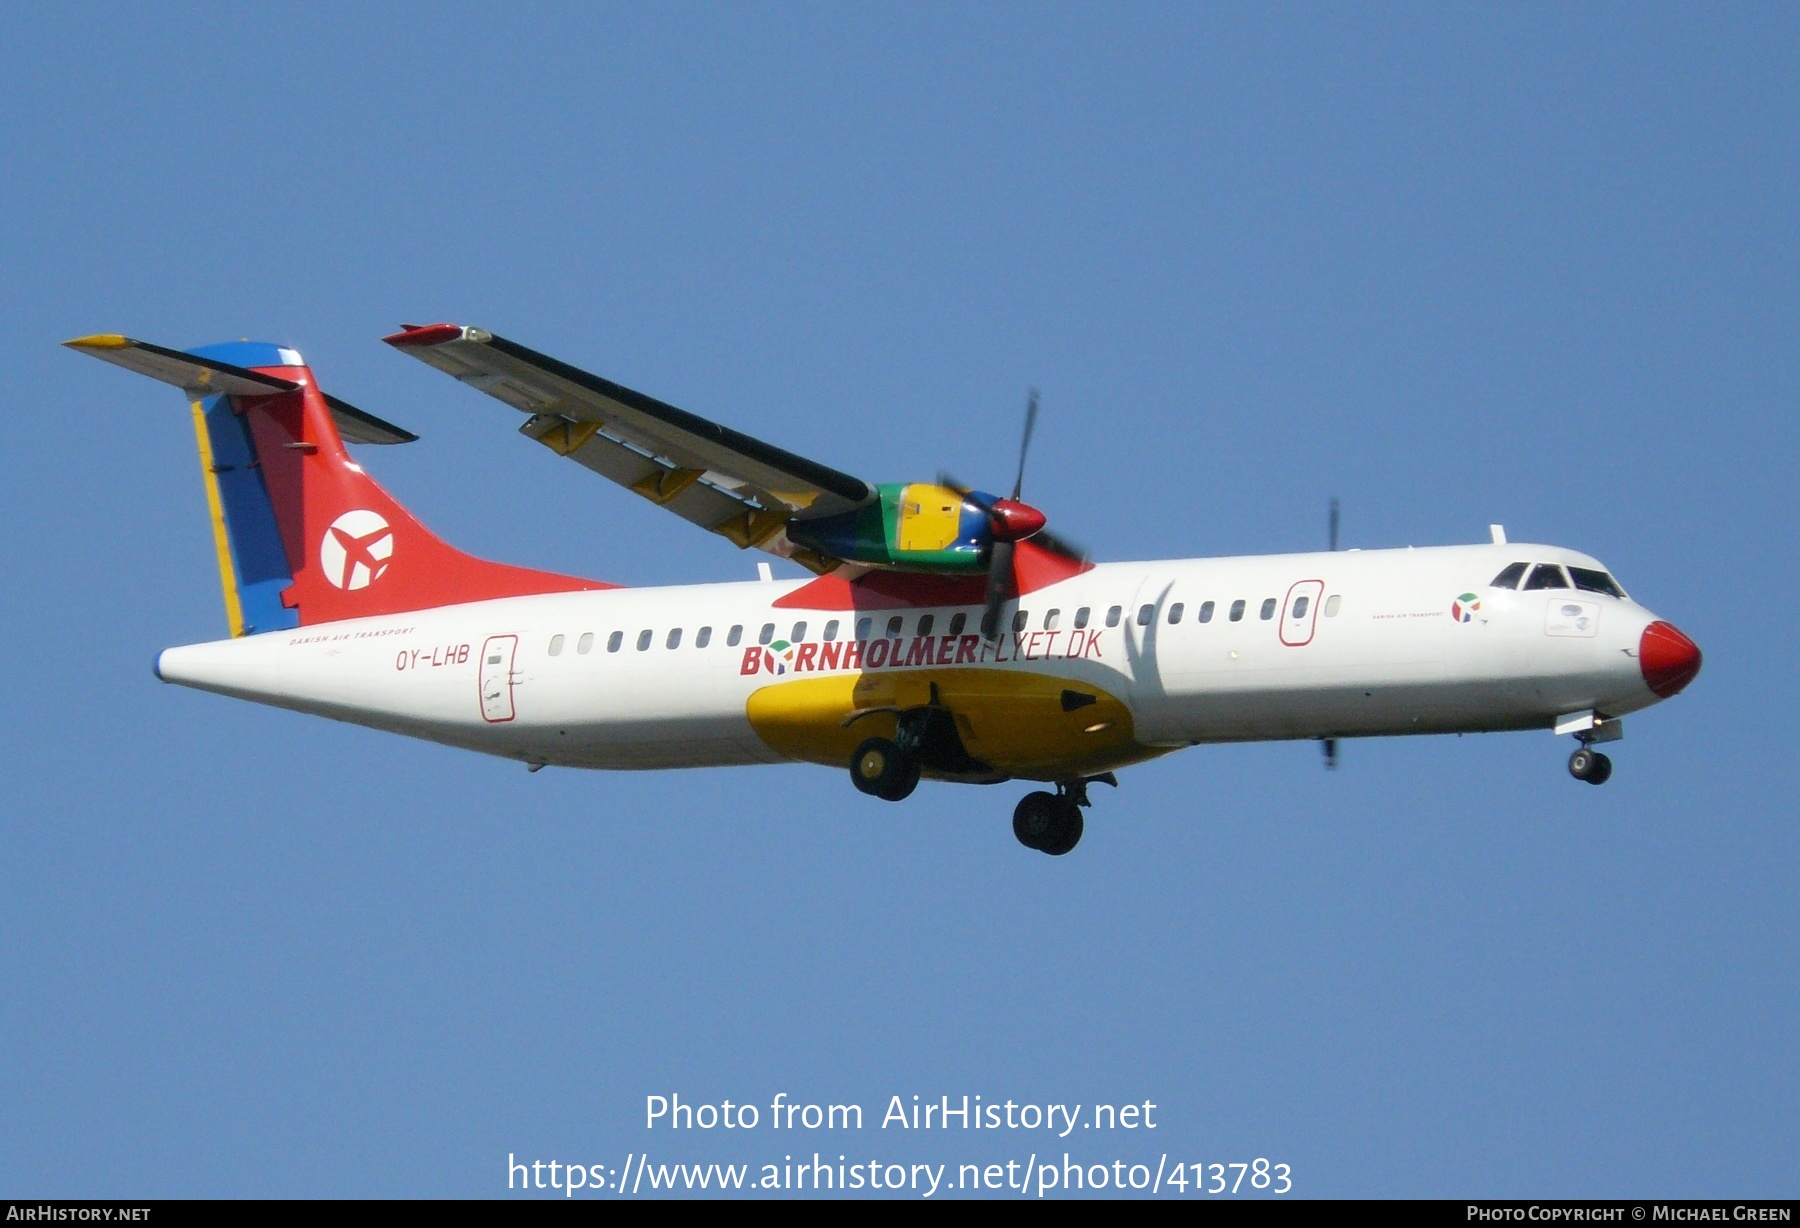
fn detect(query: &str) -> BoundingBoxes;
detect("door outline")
[1280,579,1325,647]
[479,634,519,723]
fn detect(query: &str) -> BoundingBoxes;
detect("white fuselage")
[154,543,1672,775]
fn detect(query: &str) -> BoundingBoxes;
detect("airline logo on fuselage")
[320,510,394,590]
[741,629,1104,676]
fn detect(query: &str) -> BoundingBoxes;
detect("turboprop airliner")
[66,326,1702,855]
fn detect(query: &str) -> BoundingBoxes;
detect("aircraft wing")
[383,324,873,568]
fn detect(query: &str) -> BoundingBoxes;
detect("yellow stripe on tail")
[189,400,246,638]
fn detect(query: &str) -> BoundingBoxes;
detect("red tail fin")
[233,357,612,624]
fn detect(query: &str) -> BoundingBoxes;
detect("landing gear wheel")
[1039,801,1084,856]
[1568,747,1613,785]
[1012,792,1084,855]
[850,736,919,801]
[1012,791,1058,849]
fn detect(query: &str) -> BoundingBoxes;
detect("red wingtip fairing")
[1640,621,1703,697]
[382,323,464,347]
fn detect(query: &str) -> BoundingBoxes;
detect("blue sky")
[1,3,1794,1197]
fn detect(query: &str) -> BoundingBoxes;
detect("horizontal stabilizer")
[63,334,299,397]
[65,334,416,444]
[323,393,418,445]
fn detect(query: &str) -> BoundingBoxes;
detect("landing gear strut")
[1568,747,1613,785]
[849,736,920,801]
[1012,774,1116,855]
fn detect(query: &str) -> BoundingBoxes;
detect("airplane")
[65,326,1702,855]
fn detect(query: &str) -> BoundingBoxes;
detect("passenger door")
[1279,580,1325,647]
[479,634,519,723]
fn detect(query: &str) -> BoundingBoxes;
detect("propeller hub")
[988,498,1047,542]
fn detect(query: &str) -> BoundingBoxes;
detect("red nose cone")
[989,499,1048,542]
[1640,621,1702,697]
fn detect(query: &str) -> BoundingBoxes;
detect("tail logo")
[320,510,394,591]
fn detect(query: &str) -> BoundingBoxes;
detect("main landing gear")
[850,736,920,802]
[1012,775,1117,857]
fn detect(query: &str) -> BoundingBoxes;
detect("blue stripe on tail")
[201,393,298,634]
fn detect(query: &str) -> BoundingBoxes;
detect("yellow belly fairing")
[745,667,1168,781]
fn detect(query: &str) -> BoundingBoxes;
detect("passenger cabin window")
[1074,607,1090,629]
[1292,595,1310,620]
[1324,594,1342,617]
[823,619,840,641]
[727,625,743,647]
[577,632,594,654]
[1137,604,1154,626]
[1229,599,1246,622]
[548,634,564,656]
[1523,564,1570,591]
[916,615,934,637]
[790,621,807,642]
[1013,609,1029,633]
[856,617,872,640]
[885,616,903,638]
[607,631,623,653]
[1198,600,1215,623]
[1106,606,1122,628]
[486,651,503,665]
[1043,609,1060,630]
[1260,598,1277,620]
[636,629,653,651]
[695,626,712,648]
[948,612,966,636]
[666,628,682,649]
[1569,567,1626,599]
[1490,561,1529,589]
[1168,602,1184,624]
[759,623,776,645]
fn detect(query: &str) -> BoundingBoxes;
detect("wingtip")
[383,323,466,348]
[64,333,131,350]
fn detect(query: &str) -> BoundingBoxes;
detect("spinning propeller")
[940,389,1087,640]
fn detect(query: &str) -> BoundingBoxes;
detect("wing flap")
[521,412,805,555]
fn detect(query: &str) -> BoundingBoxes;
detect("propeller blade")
[1329,497,1340,552]
[939,472,992,512]
[1032,526,1088,563]
[981,540,1016,640]
[1011,388,1038,501]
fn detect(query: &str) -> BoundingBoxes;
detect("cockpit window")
[1490,562,1529,589]
[1523,564,1570,590]
[1568,567,1626,599]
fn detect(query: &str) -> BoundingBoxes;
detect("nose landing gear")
[1012,774,1116,855]
[1556,710,1621,786]
[1568,747,1613,785]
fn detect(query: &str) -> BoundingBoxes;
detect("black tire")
[850,736,918,801]
[1012,791,1059,849]
[1568,748,1596,781]
[1586,752,1613,785]
[1039,801,1085,856]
